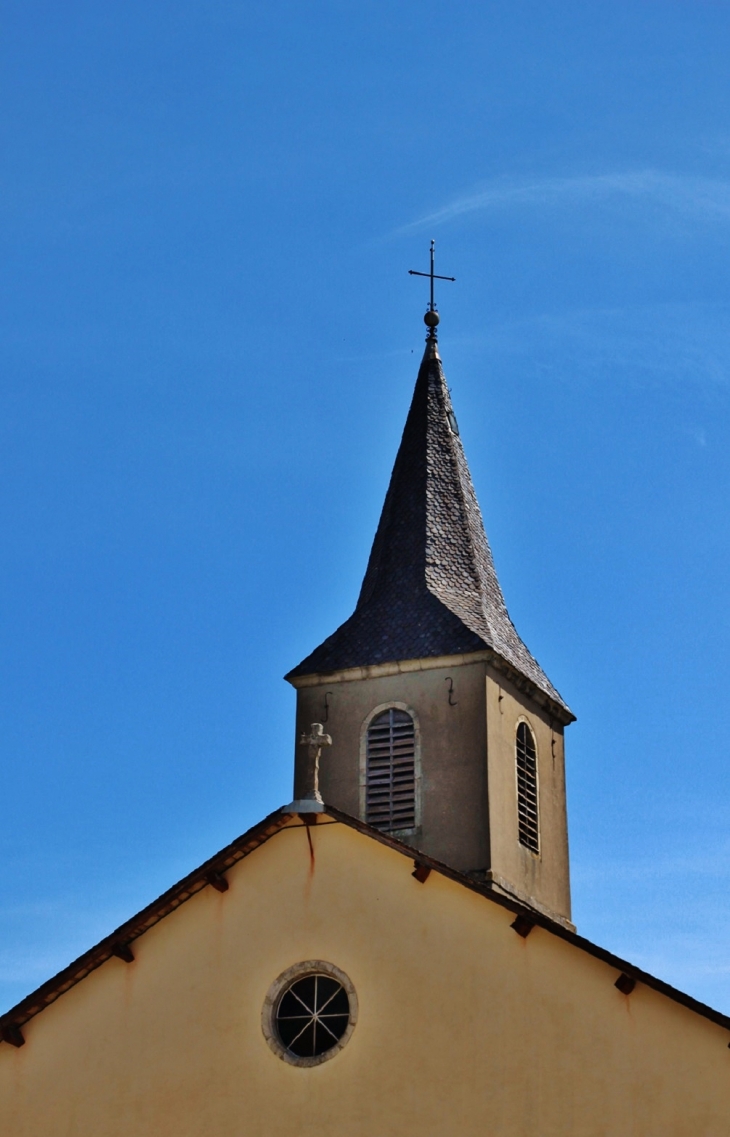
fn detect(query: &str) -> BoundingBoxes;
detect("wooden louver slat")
[516,721,539,853]
[366,709,416,831]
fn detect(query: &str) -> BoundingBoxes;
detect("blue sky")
[3,0,730,1013]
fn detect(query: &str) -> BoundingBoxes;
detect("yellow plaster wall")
[1,817,728,1137]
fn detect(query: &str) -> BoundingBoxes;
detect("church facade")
[1,308,729,1135]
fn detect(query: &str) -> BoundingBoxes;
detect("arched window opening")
[365,708,416,831]
[516,721,539,854]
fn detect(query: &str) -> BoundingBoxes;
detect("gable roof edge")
[1,804,725,1045]
[0,808,291,1043]
[325,807,730,1035]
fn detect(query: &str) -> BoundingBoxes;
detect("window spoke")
[286,987,315,1015]
[316,982,344,1014]
[317,1017,343,1043]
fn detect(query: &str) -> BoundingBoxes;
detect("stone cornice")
[286,648,575,726]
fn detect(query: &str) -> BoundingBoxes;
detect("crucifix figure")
[408,239,456,337]
[299,722,332,803]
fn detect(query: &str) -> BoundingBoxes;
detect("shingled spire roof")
[287,335,571,717]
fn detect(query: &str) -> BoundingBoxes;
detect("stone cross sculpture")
[299,722,332,804]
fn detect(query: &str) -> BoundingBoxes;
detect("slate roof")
[3,805,729,1045]
[287,335,571,715]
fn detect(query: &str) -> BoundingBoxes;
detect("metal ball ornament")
[424,310,440,328]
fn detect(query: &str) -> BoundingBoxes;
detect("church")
[1,272,729,1135]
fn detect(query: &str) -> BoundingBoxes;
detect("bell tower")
[286,257,575,929]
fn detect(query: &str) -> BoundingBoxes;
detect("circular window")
[262,961,357,1067]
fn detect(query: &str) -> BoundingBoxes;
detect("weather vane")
[408,239,455,338]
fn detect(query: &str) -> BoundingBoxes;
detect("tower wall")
[485,666,571,926]
[292,655,572,929]
[292,656,489,875]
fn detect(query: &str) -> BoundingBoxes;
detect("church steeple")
[287,285,574,929]
[287,335,569,719]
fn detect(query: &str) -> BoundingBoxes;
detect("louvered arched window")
[516,721,539,854]
[365,708,416,831]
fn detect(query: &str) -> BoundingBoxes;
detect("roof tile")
[287,337,569,714]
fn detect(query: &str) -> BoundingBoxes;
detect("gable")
[1,812,729,1136]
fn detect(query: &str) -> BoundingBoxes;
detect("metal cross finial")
[408,239,455,337]
[299,722,332,804]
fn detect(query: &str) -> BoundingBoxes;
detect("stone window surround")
[261,960,358,1068]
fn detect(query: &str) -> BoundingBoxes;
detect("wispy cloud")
[457,299,730,391]
[400,170,730,232]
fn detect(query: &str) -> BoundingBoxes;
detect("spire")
[288,352,569,715]
[287,309,570,717]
